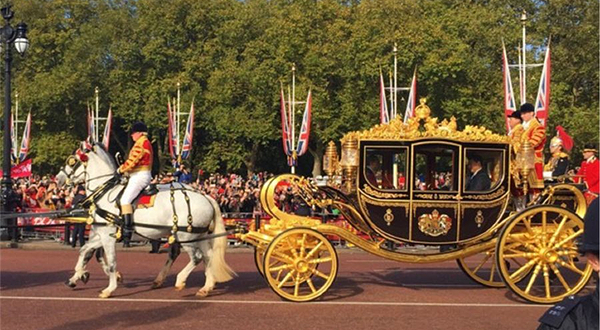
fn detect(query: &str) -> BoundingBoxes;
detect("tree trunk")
[244,142,259,177]
[309,140,324,178]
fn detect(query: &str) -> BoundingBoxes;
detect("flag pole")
[521,10,527,104]
[393,43,398,120]
[176,81,181,163]
[13,91,19,162]
[291,64,296,174]
[95,87,99,142]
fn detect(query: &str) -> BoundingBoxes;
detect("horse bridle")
[61,144,116,191]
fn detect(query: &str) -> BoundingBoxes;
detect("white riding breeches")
[120,171,152,211]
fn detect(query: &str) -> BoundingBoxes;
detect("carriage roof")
[342,98,510,146]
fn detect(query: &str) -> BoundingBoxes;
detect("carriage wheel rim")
[457,249,506,288]
[263,228,338,302]
[496,206,593,304]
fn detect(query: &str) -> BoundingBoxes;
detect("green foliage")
[5,0,598,175]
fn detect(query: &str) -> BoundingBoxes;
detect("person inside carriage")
[465,154,491,191]
[116,121,154,243]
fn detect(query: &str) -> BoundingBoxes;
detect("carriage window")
[464,149,504,193]
[414,145,458,191]
[365,148,407,190]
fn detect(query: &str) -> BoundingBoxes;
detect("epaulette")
[558,152,569,159]
[538,295,581,328]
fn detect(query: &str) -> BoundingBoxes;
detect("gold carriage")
[236,100,592,303]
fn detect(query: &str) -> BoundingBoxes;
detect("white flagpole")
[288,84,293,174]
[14,91,19,157]
[176,82,181,160]
[388,72,393,118]
[94,87,99,141]
[521,10,527,104]
[393,44,398,120]
[291,64,296,174]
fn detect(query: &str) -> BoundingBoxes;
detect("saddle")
[136,184,159,209]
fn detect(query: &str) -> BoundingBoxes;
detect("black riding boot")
[122,213,134,245]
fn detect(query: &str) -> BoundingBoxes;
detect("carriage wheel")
[263,228,338,302]
[457,247,505,288]
[254,246,265,277]
[496,205,593,304]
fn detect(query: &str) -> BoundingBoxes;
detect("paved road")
[0,244,583,330]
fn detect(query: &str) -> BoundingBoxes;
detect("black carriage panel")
[359,195,410,241]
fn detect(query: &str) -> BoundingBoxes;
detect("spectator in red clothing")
[574,144,599,205]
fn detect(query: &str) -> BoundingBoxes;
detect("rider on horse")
[117,121,153,242]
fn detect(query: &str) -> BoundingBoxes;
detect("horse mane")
[93,143,117,169]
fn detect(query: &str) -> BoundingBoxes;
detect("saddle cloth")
[134,184,159,209]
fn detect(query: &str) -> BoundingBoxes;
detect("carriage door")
[411,142,461,244]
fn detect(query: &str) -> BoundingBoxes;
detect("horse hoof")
[98,291,111,299]
[174,284,186,291]
[116,272,123,283]
[64,280,76,289]
[151,281,163,289]
[81,272,90,284]
[196,289,209,297]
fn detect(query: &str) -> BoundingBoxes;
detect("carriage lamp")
[1,6,29,244]
[323,141,339,182]
[340,136,359,193]
[517,141,535,195]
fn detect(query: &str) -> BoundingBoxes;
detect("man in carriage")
[117,121,153,242]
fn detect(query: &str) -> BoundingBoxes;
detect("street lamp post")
[1,5,29,243]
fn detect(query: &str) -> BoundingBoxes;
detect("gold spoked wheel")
[496,205,593,304]
[263,228,338,302]
[254,246,265,276]
[457,247,505,288]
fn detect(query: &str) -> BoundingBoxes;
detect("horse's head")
[56,140,116,189]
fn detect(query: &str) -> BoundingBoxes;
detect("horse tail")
[207,197,236,283]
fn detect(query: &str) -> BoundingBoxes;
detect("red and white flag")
[534,43,551,127]
[403,69,417,123]
[167,99,178,160]
[295,90,312,157]
[18,112,31,163]
[280,86,292,157]
[502,41,517,132]
[379,71,389,124]
[101,108,112,149]
[180,102,195,160]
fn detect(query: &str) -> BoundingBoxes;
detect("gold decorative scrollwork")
[462,187,506,200]
[344,98,509,144]
[418,209,453,237]
[383,209,394,226]
[460,197,507,217]
[474,210,484,228]
[362,185,408,199]
[415,193,458,200]
[413,202,458,218]
[359,193,410,217]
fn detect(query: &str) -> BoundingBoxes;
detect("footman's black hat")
[130,121,148,133]
[508,111,522,120]
[519,103,535,113]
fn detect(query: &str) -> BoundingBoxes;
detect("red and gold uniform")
[576,155,599,204]
[521,118,546,189]
[119,134,153,174]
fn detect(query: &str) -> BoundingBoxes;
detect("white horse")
[56,142,235,298]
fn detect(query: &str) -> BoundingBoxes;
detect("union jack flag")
[296,90,312,157]
[379,71,389,124]
[280,86,292,157]
[403,69,417,123]
[18,112,31,163]
[101,108,112,149]
[502,41,517,132]
[534,44,551,128]
[180,102,195,160]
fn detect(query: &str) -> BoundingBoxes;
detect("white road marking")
[0,295,548,308]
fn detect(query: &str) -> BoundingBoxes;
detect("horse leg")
[94,248,123,284]
[65,234,102,288]
[174,245,202,291]
[152,242,181,289]
[196,241,215,297]
[98,234,119,299]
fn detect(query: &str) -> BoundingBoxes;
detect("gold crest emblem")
[418,209,452,237]
[383,208,394,226]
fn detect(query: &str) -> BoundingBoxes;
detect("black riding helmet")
[130,121,148,134]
